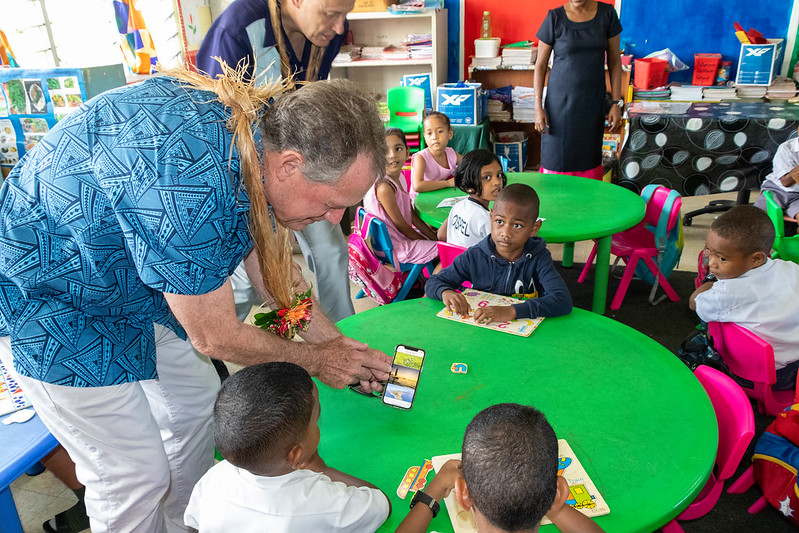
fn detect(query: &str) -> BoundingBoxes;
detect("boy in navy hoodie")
[425,183,572,323]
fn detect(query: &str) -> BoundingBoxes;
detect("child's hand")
[780,166,799,187]
[426,460,462,500]
[442,290,471,316]
[473,305,516,324]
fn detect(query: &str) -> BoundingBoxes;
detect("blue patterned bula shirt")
[0,76,253,387]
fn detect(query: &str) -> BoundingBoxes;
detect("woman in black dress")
[534,0,623,179]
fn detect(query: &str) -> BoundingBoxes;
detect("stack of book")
[766,76,798,100]
[470,56,502,69]
[501,44,537,68]
[332,45,361,65]
[633,86,670,100]
[512,86,537,122]
[736,85,767,99]
[487,99,511,121]
[361,45,408,61]
[669,84,705,101]
[404,33,432,60]
[702,86,738,101]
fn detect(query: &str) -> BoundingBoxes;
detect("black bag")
[676,328,730,375]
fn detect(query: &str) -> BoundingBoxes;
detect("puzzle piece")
[397,459,432,499]
[451,363,468,374]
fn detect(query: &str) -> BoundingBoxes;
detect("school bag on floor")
[347,211,404,305]
[634,184,684,294]
[752,388,799,526]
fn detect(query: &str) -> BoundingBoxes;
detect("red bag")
[347,212,404,305]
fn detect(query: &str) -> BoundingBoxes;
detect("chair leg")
[660,519,684,533]
[0,485,24,533]
[610,256,637,310]
[577,242,598,283]
[748,496,768,514]
[727,465,755,494]
[641,256,680,302]
[394,265,424,302]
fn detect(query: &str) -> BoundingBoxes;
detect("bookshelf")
[329,10,447,101]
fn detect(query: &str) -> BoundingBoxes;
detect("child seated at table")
[409,111,462,203]
[437,149,507,247]
[363,128,438,265]
[425,183,572,323]
[184,362,390,532]
[690,205,799,390]
[754,125,799,223]
[395,403,604,533]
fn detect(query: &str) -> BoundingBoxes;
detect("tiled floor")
[8,191,742,532]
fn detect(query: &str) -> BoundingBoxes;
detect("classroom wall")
[619,0,794,83]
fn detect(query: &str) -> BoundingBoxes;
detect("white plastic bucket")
[474,38,500,58]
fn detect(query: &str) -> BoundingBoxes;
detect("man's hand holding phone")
[382,345,425,410]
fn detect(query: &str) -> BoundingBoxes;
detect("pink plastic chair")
[578,185,682,310]
[708,322,795,416]
[660,365,755,532]
[436,241,471,288]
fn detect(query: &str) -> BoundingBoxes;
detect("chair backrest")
[387,86,425,132]
[437,242,467,269]
[355,207,397,268]
[708,321,777,386]
[763,190,799,261]
[642,185,682,240]
[632,185,683,283]
[694,365,755,481]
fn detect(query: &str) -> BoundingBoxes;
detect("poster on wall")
[0,118,18,178]
[46,76,84,120]
[3,79,48,115]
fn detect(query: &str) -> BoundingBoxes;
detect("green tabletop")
[319,299,717,533]
[415,173,646,314]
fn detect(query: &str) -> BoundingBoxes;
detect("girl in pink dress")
[409,112,462,203]
[363,128,439,265]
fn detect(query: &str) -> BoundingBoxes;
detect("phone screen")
[382,345,425,409]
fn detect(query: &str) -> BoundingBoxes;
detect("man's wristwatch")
[614,98,625,109]
[410,490,440,518]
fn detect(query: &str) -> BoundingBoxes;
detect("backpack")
[634,184,684,289]
[347,210,405,305]
[752,398,799,526]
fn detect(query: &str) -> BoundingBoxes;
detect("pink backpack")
[347,210,404,305]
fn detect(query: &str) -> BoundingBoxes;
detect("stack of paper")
[669,84,705,101]
[633,86,670,100]
[736,85,767,99]
[702,86,738,101]
[361,46,408,61]
[487,99,511,121]
[767,76,798,100]
[404,33,432,60]
[511,85,537,122]
[331,45,361,65]
[501,46,537,67]
[470,56,502,69]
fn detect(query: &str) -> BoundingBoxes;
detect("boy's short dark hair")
[462,403,558,530]
[495,183,540,221]
[711,205,774,256]
[214,362,315,472]
[454,149,506,196]
[385,127,407,147]
[423,111,451,129]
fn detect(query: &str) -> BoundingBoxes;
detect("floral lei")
[253,288,313,339]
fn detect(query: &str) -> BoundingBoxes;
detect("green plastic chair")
[387,86,425,153]
[762,190,799,262]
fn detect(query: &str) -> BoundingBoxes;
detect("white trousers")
[295,219,355,322]
[0,325,220,533]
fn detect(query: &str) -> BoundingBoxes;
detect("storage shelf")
[347,11,437,21]
[331,59,434,68]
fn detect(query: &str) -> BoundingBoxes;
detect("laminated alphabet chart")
[431,440,609,532]
[436,289,544,337]
[0,361,32,416]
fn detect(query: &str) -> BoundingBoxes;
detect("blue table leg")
[562,242,574,268]
[592,236,611,314]
[0,485,24,533]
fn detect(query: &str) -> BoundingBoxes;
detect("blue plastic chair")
[354,207,434,303]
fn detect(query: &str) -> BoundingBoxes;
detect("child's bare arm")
[410,209,438,240]
[473,305,516,324]
[689,281,714,311]
[302,451,379,490]
[779,165,799,187]
[375,182,427,241]
[437,221,448,241]
[395,460,462,533]
[547,503,605,533]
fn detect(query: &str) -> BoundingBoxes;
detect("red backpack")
[347,210,404,305]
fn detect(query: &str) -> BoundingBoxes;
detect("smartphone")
[382,344,426,410]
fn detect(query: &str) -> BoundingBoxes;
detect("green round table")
[319,299,717,533]
[414,173,646,314]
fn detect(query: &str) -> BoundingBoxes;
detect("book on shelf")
[470,56,502,69]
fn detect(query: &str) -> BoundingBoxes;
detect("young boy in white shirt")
[754,126,799,223]
[690,205,799,389]
[184,362,390,532]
